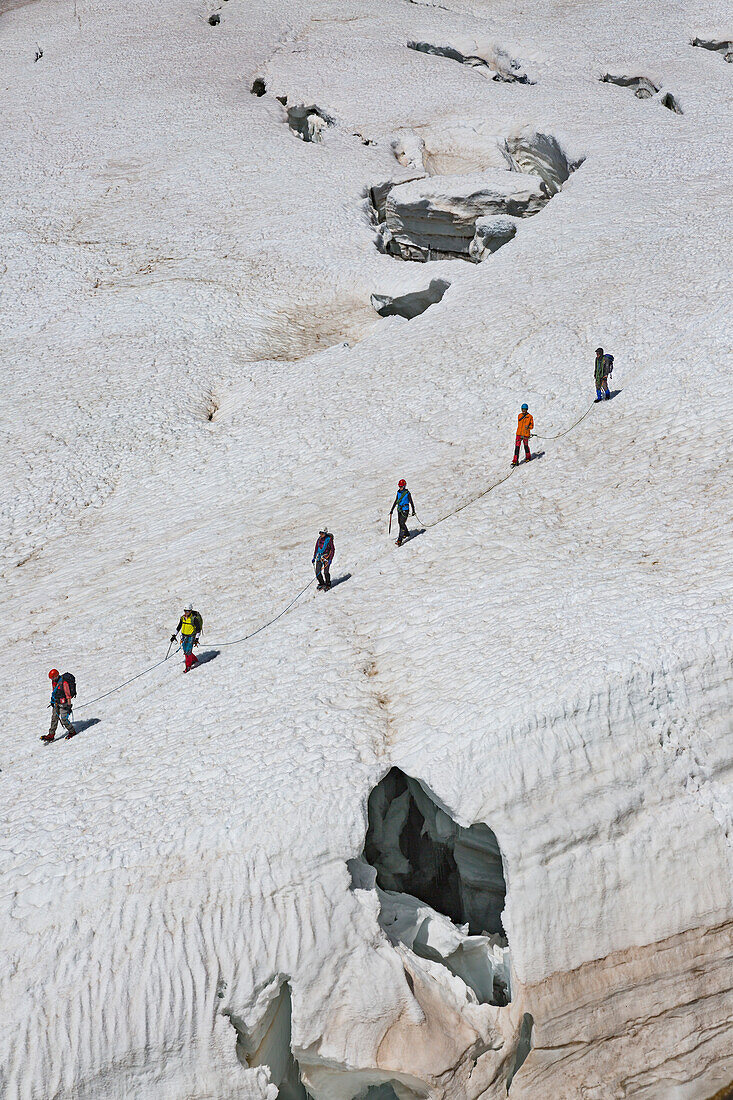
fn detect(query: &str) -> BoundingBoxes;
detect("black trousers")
[396,510,410,540]
[315,560,331,587]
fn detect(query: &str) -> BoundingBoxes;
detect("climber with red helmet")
[41,669,78,742]
[390,479,416,546]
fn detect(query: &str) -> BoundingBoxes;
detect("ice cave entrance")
[356,767,511,1006]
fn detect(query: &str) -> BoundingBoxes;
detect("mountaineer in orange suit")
[512,404,533,466]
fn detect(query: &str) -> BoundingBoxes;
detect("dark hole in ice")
[601,74,682,112]
[359,768,511,1006]
[506,1013,534,1092]
[602,73,659,98]
[691,36,733,62]
[369,180,396,223]
[224,981,311,1099]
[208,13,220,26]
[406,40,533,83]
[250,77,267,96]
[364,767,507,936]
[660,91,683,114]
[287,104,334,143]
[408,40,488,68]
[371,278,450,320]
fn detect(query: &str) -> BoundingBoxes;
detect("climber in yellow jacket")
[171,604,204,672]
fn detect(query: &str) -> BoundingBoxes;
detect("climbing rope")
[208,577,316,647]
[531,400,595,440]
[66,396,602,720]
[76,646,181,710]
[415,467,516,529]
[414,400,596,529]
[74,578,316,712]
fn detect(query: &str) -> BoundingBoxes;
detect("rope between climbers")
[209,577,316,646]
[416,467,516,529]
[532,401,595,440]
[76,646,181,710]
[70,399,597,715]
[414,400,595,529]
[75,578,315,711]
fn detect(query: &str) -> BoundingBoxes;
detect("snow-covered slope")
[1,0,732,1096]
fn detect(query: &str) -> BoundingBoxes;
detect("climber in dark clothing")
[390,479,416,545]
[312,528,335,590]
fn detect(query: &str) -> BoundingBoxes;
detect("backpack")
[53,673,76,703]
[191,611,203,635]
[603,353,614,375]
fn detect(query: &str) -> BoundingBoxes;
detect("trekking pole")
[388,513,392,535]
[165,639,173,661]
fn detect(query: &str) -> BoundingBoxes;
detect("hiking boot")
[41,733,55,743]
[65,729,78,739]
[511,459,519,467]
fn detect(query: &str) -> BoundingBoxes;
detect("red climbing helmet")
[398,479,407,488]
[48,668,59,680]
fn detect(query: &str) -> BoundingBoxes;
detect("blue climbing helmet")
[521,403,528,411]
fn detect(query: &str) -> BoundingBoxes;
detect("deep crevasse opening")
[224,981,310,1099]
[351,767,512,1006]
[223,771,515,1099]
[370,129,582,263]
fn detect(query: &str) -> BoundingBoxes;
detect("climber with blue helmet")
[512,404,533,466]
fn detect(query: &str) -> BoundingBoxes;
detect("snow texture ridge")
[1,0,732,1096]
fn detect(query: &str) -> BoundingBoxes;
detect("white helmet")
[320,526,330,535]
[184,602,194,611]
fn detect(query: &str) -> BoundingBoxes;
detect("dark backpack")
[191,611,203,635]
[52,673,76,703]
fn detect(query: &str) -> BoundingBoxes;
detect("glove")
[170,634,177,643]
[312,558,316,564]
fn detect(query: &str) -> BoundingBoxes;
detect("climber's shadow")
[73,718,101,734]
[195,650,221,667]
[328,573,352,590]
